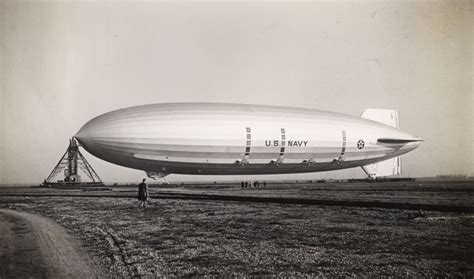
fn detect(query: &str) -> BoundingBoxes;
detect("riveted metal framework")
[44,138,103,186]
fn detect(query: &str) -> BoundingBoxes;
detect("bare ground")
[0,209,104,278]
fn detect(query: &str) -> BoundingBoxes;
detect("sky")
[1,0,472,184]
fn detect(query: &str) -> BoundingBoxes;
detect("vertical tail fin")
[361,157,401,178]
[360,108,401,178]
[360,108,399,128]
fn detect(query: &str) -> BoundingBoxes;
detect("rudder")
[360,108,399,128]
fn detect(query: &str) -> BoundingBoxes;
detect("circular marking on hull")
[357,139,365,149]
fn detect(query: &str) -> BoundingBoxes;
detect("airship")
[75,103,422,180]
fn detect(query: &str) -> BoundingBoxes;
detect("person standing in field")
[138,178,149,208]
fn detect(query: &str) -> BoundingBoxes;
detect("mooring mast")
[43,138,104,186]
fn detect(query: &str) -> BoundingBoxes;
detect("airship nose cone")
[75,119,96,144]
[74,105,161,158]
[75,126,88,141]
[74,110,117,149]
[74,123,94,151]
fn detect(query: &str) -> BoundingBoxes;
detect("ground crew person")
[138,178,149,208]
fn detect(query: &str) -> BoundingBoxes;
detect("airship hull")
[75,103,420,177]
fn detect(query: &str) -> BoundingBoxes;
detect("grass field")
[0,181,473,277]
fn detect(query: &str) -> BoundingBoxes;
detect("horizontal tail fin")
[361,108,399,128]
[378,138,423,144]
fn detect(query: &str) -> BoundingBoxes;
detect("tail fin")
[362,157,401,178]
[360,108,401,178]
[360,108,399,128]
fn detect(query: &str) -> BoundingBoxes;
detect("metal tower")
[44,138,104,186]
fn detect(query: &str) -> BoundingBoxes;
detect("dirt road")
[0,209,102,278]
